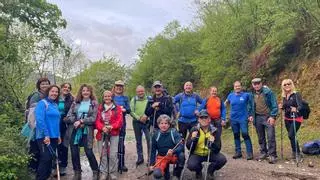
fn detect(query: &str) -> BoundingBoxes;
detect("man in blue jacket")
[250,78,278,164]
[174,81,202,139]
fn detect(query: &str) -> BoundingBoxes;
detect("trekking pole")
[146,110,157,180]
[180,140,194,180]
[138,139,183,179]
[55,149,60,180]
[204,139,211,180]
[292,112,299,167]
[280,109,284,160]
[98,133,107,175]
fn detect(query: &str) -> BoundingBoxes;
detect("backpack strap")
[133,96,137,112]
[170,128,175,144]
[42,99,49,110]
[155,130,161,142]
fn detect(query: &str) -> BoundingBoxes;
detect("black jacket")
[186,124,220,155]
[145,94,174,129]
[282,92,303,118]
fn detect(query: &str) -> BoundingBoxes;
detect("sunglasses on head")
[283,83,291,86]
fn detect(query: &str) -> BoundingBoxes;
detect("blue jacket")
[198,97,226,121]
[113,95,131,115]
[150,128,183,165]
[251,86,278,123]
[35,98,61,139]
[174,92,202,123]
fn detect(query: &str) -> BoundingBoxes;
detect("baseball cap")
[115,80,125,86]
[152,81,162,87]
[198,110,209,118]
[251,78,262,83]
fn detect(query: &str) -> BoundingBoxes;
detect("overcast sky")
[48,0,197,65]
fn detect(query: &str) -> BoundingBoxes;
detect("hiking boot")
[120,165,128,172]
[195,171,202,179]
[99,173,107,180]
[246,152,253,160]
[73,171,81,180]
[92,170,99,180]
[110,173,117,180]
[60,167,67,176]
[232,152,242,159]
[256,153,268,161]
[136,159,144,167]
[268,156,277,164]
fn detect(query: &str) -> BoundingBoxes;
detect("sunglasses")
[283,83,291,86]
[199,116,209,119]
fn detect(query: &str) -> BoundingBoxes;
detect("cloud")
[48,0,196,64]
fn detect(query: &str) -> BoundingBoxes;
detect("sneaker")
[121,165,128,172]
[195,171,202,179]
[256,153,268,161]
[268,156,277,164]
[60,167,67,176]
[232,152,242,159]
[246,153,253,160]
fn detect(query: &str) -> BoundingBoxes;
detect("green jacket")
[130,96,149,121]
[251,86,278,124]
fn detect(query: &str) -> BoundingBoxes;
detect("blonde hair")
[281,79,296,97]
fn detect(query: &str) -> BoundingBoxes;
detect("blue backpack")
[302,140,320,155]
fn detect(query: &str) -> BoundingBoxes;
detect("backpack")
[300,100,310,119]
[295,93,311,119]
[302,140,320,155]
[21,99,49,145]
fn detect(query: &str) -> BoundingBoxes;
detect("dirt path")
[59,117,320,180]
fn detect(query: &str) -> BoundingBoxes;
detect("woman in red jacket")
[95,90,123,180]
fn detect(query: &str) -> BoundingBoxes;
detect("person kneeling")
[149,114,185,180]
[186,110,227,179]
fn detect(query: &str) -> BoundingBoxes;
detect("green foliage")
[73,57,128,99]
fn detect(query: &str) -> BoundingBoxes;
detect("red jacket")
[95,103,123,140]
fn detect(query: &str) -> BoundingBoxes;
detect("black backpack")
[300,100,310,119]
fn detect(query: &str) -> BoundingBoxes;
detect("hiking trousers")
[36,138,58,180]
[178,121,197,139]
[99,135,119,174]
[187,152,227,174]
[255,114,277,157]
[285,120,302,153]
[132,120,150,161]
[211,118,222,150]
[118,115,126,170]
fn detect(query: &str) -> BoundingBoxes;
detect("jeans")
[132,120,150,160]
[255,114,277,156]
[285,120,301,153]
[211,119,222,150]
[36,138,58,180]
[99,135,119,174]
[118,115,126,169]
[231,120,253,153]
[178,121,197,139]
[187,152,227,174]
[70,133,98,171]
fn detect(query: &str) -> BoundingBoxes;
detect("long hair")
[75,84,97,103]
[281,79,296,98]
[45,85,61,103]
[60,82,72,91]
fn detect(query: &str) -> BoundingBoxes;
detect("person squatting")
[25,77,306,180]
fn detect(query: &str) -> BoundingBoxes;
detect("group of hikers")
[23,77,307,180]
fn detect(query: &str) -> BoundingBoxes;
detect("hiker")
[174,81,202,139]
[199,86,226,149]
[225,81,254,160]
[111,80,131,172]
[54,83,74,176]
[34,85,61,180]
[95,90,123,180]
[27,77,51,173]
[149,114,185,180]
[129,85,151,166]
[64,84,99,180]
[250,78,278,163]
[279,79,304,161]
[145,81,174,129]
[186,110,227,179]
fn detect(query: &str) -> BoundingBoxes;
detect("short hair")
[136,85,145,91]
[233,81,241,86]
[157,114,172,125]
[36,77,51,91]
[45,85,60,103]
